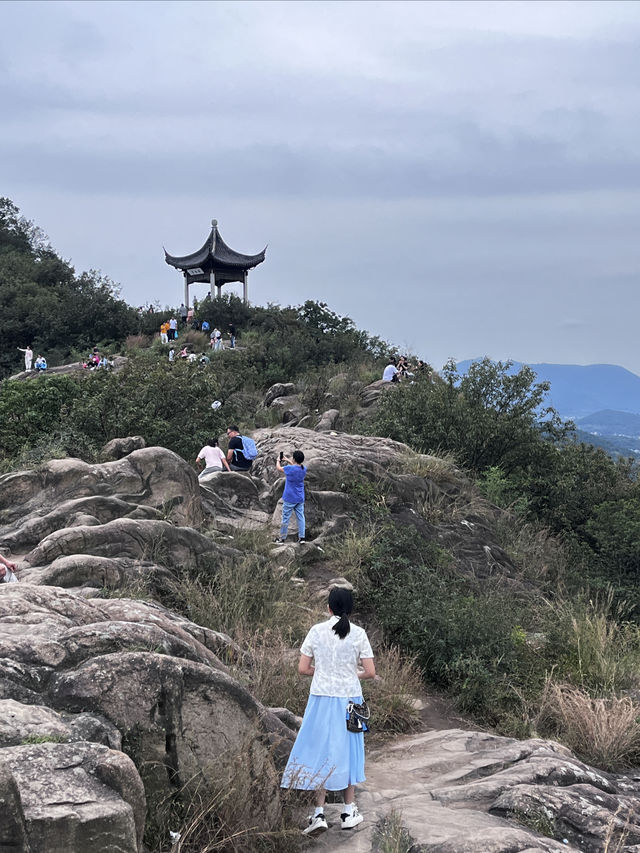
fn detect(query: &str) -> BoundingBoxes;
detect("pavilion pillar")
[243,270,248,304]
[209,270,215,301]
[215,274,222,300]
[183,273,189,310]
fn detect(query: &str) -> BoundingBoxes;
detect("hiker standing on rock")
[281,587,376,836]
[17,345,33,371]
[275,450,306,544]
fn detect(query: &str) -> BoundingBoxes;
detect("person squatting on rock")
[281,587,377,836]
[0,552,18,583]
[17,345,33,371]
[226,426,253,472]
[196,439,231,479]
[275,450,307,543]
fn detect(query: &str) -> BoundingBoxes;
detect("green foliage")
[372,358,570,475]
[0,375,83,459]
[0,198,139,377]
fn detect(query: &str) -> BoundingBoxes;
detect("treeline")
[0,198,140,377]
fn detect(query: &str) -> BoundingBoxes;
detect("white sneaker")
[303,813,328,835]
[341,806,364,829]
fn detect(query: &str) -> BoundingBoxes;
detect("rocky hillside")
[2,406,640,852]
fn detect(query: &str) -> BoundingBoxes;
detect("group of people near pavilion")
[159,316,237,352]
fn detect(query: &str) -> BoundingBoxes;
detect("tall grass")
[534,680,640,771]
[363,646,423,739]
[324,518,385,587]
[145,743,305,853]
[170,554,308,642]
[551,591,640,694]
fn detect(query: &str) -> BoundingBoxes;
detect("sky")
[2,0,640,372]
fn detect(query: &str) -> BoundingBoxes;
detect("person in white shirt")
[195,439,231,479]
[17,346,33,371]
[281,587,377,836]
[0,552,18,583]
[382,358,399,383]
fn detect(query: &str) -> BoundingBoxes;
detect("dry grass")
[534,680,640,771]
[233,628,312,717]
[363,646,423,739]
[602,804,640,853]
[553,591,640,694]
[494,517,566,586]
[397,450,459,484]
[373,809,414,853]
[145,743,306,853]
[417,484,493,526]
[324,519,384,586]
[170,554,308,641]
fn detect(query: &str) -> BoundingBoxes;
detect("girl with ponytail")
[281,587,377,836]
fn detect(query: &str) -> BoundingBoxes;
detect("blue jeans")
[280,501,305,539]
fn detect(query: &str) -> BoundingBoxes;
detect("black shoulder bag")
[346,700,370,733]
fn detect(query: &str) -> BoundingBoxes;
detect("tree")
[373,358,570,474]
[0,199,139,377]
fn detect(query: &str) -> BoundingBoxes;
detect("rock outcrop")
[316,729,640,852]
[10,356,129,382]
[1,426,635,852]
[0,444,293,852]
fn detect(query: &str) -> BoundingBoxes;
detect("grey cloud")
[3,129,640,200]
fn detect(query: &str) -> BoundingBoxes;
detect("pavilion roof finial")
[211,219,218,227]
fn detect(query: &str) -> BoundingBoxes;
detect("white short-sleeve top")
[300,616,374,697]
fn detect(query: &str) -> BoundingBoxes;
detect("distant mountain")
[575,410,640,437]
[457,361,640,421]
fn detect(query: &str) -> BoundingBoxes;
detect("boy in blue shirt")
[275,450,307,544]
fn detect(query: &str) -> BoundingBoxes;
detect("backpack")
[240,436,258,460]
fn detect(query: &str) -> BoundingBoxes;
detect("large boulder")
[0,447,202,537]
[100,436,146,461]
[0,584,292,842]
[1,742,145,853]
[263,382,297,407]
[199,471,270,530]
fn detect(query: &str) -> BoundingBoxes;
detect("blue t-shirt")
[283,464,306,503]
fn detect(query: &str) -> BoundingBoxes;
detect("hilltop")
[5,200,640,851]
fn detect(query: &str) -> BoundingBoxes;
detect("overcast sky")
[2,0,640,372]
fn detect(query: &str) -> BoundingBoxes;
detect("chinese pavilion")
[164,220,266,307]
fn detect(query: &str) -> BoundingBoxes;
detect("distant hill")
[576,409,640,436]
[457,361,640,421]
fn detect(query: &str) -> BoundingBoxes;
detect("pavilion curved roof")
[164,222,266,271]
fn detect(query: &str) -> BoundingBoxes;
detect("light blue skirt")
[281,695,366,791]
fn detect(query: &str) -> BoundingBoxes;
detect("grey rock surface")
[101,436,146,461]
[264,382,297,407]
[313,729,640,852]
[2,741,145,853]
